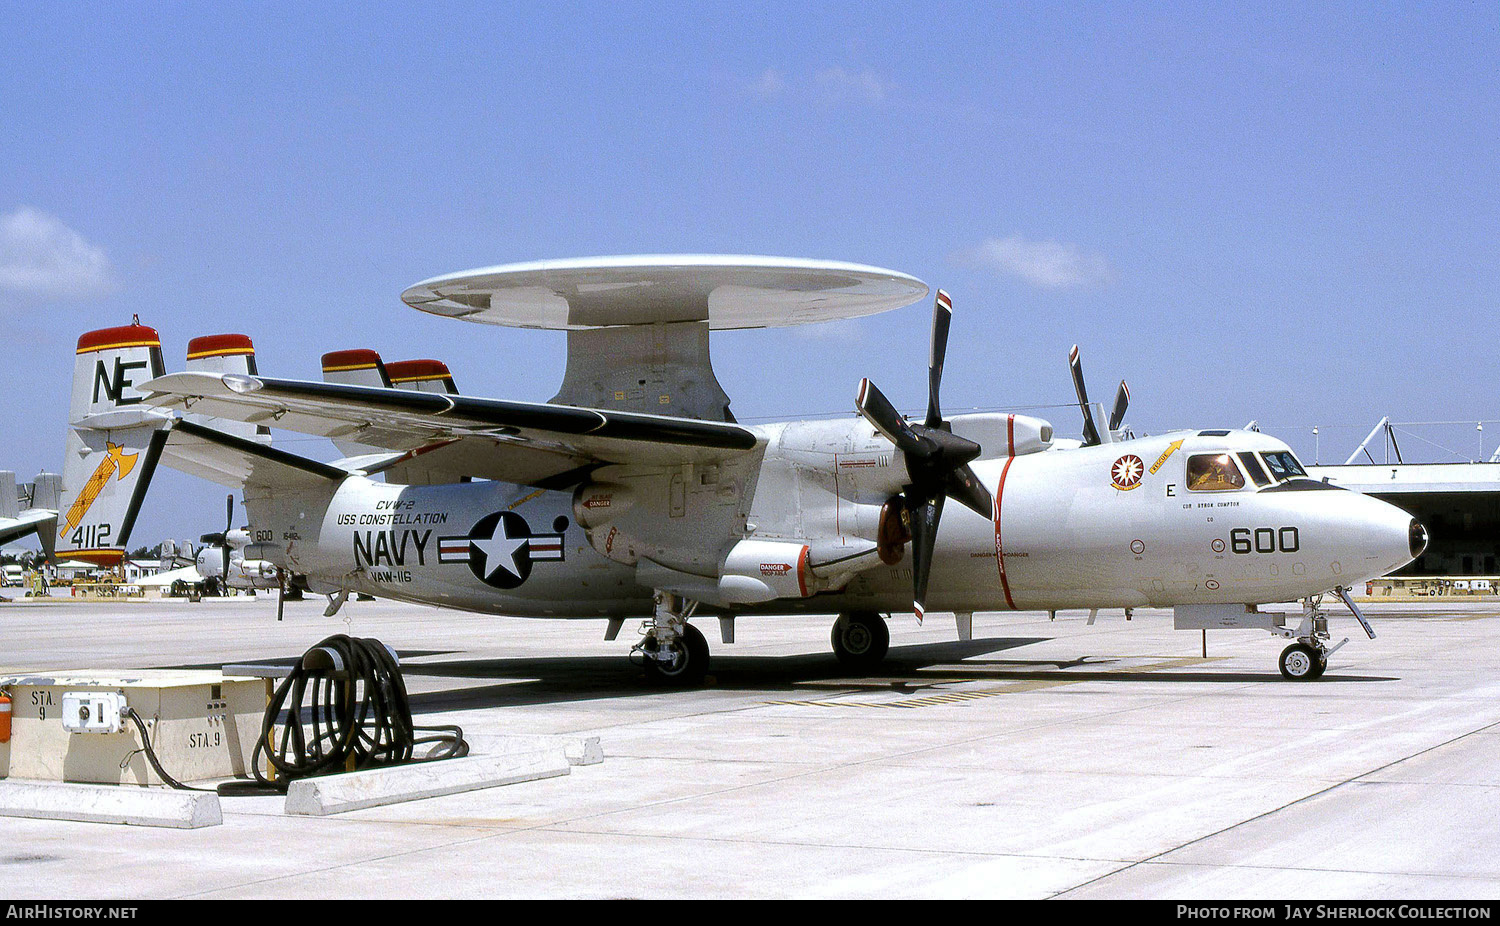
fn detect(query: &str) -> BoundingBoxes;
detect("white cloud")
[814,66,889,106]
[952,236,1114,289]
[743,66,891,107]
[751,67,786,99]
[0,206,116,302]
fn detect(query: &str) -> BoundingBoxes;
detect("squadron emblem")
[1111,454,1145,491]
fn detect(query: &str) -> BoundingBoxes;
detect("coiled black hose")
[114,634,469,796]
[236,634,467,792]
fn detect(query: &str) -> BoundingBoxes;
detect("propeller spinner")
[856,290,993,620]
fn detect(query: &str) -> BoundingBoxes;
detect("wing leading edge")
[141,372,763,486]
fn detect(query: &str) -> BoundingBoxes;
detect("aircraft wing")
[0,509,56,547]
[141,372,763,486]
[136,564,203,588]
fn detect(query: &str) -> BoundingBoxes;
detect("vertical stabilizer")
[185,334,270,443]
[322,349,391,458]
[0,471,17,520]
[321,349,390,388]
[386,359,459,395]
[382,359,466,484]
[58,324,172,566]
[30,472,61,513]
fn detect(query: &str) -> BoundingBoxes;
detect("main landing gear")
[831,610,890,671]
[634,591,710,686]
[1274,586,1376,681]
[629,598,897,685]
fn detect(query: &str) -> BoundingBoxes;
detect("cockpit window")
[1237,451,1271,486]
[1186,453,1246,491]
[1261,451,1307,481]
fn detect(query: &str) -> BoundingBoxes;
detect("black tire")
[1279,643,1321,681]
[831,611,890,670]
[1307,651,1328,679]
[642,623,710,686]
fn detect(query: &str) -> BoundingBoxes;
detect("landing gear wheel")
[831,611,890,671]
[1279,643,1322,681]
[642,622,710,686]
[1307,650,1328,679]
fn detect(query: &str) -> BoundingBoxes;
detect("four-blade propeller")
[198,494,235,594]
[856,290,993,620]
[1069,344,1129,446]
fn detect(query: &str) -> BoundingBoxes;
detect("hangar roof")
[1309,462,1500,495]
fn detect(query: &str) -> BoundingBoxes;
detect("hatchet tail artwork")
[56,325,172,567]
[63,256,1426,683]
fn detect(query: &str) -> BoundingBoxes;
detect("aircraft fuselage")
[253,422,1418,620]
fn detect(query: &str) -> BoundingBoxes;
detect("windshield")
[1186,453,1246,491]
[1261,451,1307,481]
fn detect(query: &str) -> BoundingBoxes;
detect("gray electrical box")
[0,671,266,786]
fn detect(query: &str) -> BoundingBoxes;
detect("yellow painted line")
[186,347,255,359]
[507,489,547,510]
[77,340,158,354]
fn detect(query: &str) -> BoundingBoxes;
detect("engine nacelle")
[719,539,812,603]
[571,482,636,530]
[232,559,278,580]
[571,481,647,565]
[949,413,1053,459]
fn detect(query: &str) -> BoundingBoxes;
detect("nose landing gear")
[1278,641,1327,680]
[1274,586,1373,680]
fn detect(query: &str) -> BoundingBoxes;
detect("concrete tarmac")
[2,595,1498,899]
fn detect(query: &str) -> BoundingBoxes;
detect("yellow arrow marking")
[1149,439,1184,475]
[59,442,139,539]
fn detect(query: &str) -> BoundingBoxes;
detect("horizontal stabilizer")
[159,419,348,492]
[0,510,56,548]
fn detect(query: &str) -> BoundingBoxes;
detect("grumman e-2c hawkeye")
[55,256,1425,683]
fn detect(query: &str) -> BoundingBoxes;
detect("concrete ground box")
[0,671,265,785]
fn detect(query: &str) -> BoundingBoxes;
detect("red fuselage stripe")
[994,454,1017,610]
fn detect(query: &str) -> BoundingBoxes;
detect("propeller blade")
[276,568,286,622]
[857,378,927,456]
[925,290,952,430]
[856,285,996,621]
[1109,380,1130,432]
[906,493,944,622]
[222,494,233,582]
[1069,345,1101,447]
[943,464,993,518]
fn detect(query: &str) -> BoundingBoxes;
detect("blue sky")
[2,3,1497,545]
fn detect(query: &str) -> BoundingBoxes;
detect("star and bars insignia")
[438,511,565,589]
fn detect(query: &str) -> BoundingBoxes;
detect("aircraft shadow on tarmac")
[406,640,1398,713]
[167,637,1396,715]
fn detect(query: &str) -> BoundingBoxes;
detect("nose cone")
[1409,517,1429,560]
[1364,496,1425,576]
